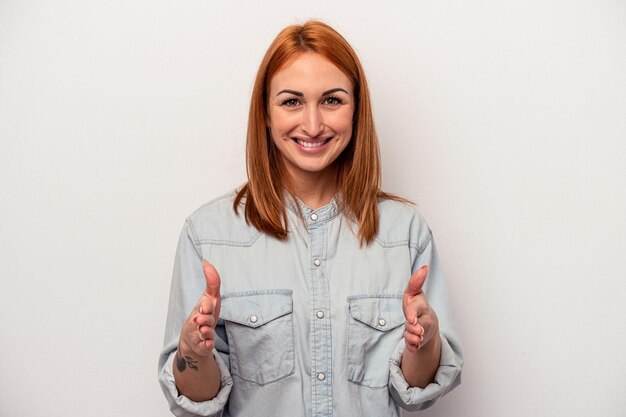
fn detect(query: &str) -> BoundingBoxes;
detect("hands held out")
[179,260,222,357]
[402,265,439,353]
[178,261,438,357]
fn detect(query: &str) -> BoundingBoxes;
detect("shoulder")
[376,198,432,251]
[185,189,260,247]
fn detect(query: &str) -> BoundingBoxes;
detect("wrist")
[400,331,442,388]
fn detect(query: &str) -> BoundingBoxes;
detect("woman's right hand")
[178,260,222,357]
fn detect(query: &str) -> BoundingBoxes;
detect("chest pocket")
[346,295,405,388]
[220,289,295,385]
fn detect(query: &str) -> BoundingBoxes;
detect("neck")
[288,168,338,210]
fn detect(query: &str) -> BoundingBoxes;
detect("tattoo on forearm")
[176,350,199,372]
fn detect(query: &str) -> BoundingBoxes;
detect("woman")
[158,20,463,417]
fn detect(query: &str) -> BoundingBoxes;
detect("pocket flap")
[221,290,293,328]
[347,295,405,331]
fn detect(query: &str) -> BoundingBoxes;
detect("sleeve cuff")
[388,334,462,411]
[159,350,233,417]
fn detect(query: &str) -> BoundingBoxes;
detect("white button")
[310,213,318,221]
[316,311,324,319]
[317,372,326,381]
[378,318,386,327]
[314,258,321,267]
[250,315,258,323]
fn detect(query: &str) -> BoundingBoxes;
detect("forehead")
[269,53,353,93]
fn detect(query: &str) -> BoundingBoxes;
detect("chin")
[301,160,326,170]
[286,159,334,176]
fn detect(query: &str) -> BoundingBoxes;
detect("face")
[267,52,355,185]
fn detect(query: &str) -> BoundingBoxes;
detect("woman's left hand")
[402,265,439,353]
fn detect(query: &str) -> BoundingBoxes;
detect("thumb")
[405,265,428,297]
[202,260,221,298]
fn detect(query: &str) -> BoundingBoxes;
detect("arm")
[389,229,463,411]
[401,336,442,388]
[399,265,442,387]
[158,220,232,417]
[173,344,221,402]
[172,260,222,401]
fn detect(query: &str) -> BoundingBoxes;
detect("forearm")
[400,333,442,388]
[173,342,222,401]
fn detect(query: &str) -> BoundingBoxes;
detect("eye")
[280,97,301,107]
[323,95,344,106]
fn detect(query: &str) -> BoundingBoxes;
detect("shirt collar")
[286,194,340,226]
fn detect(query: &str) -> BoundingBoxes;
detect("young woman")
[158,20,463,417]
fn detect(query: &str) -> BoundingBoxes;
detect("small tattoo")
[176,351,199,372]
[185,356,199,370]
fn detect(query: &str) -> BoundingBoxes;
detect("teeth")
[297,139,327,148]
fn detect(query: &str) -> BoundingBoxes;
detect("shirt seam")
[374,237,421,250]
[417,230,433,255]
[185,218,203,257]
[196,231,261,247]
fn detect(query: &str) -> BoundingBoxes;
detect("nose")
[301,105,323,137]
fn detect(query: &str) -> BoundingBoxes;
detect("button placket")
[308,208,331,416]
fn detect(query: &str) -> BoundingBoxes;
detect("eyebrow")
[321,87,349,96]
[276,89,303,97]
[275,87,350,97]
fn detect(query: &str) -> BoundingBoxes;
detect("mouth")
[292,137,333,149]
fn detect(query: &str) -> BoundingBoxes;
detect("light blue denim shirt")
[158,190,463,417]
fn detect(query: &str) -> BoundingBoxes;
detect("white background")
[1,1,625,416]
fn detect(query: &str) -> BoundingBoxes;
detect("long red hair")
[234,20,406,245]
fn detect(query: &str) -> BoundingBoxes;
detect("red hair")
[234,20,406,245]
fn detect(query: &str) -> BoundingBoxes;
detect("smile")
[292,137,333,148]
[297,139,330,148]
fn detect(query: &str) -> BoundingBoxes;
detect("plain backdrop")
[1,1,625,416]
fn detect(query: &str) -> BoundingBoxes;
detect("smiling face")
[267,52,355,189]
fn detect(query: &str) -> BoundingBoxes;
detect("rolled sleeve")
[388,334,462,411]
[159,349,233,417]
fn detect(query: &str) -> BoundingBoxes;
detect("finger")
[194,314,216,328]
[197,297,214,316]
[418,337,426,350]
[405,321,425,336]
[203,260,221,298]
[405,327,428,353]
[418,329,429,350]
[405,265,429,297]
[404,330,421,352]
[403,295,429,328]
[194,338,215,354]
[198,325,215,343]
